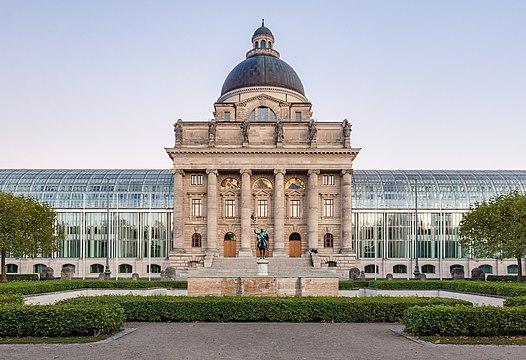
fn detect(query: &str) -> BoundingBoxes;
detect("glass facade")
[1,169,525,274]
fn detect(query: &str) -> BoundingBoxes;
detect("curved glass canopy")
[1,169,525,210]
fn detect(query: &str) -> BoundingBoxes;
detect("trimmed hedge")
[368,280,443,290]
[0,294,23,304]
[487,275,519,282]
[6,274,39,282]
[0,304,124,337]
[0,279,187,295]
[504,296,526,307]
[339,280,369,289]
[404,305,526,336]
[57,295,471,323]
[440,281,526,297]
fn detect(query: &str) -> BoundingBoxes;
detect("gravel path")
[1,323,525,360]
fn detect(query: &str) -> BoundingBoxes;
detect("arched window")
[508,264,519,274]
[268,41,272,48]
[5,264,18,273]
[147,264,161,273]
[249,106,277,121]
[261,40,266,48]
[119,264,133,273]
[393,264,407,274]
[62,264,75,272]
[33,263,46,274]
[192,233,202,247]
[324,233,333,248]
[479,264,493,274]
[90,264,104,273]
[254,40,259,48]
[364,264,378,274]
[450,264,464,274]
[422,264,436,274]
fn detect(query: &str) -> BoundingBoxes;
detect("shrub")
[339,280,369,289]
[0,279,187,295]
[57,295,471,323]
[404,305,526,336]
[504,296,526,307]
[0,294,23,304]
[487,275,518,282]
[0,304,124,337]
[368,280,443,290]
[440,281,526,297]
[6,274,39,282]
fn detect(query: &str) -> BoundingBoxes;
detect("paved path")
[2,323,525,360]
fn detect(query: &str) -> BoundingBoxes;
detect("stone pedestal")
[257,259,269,276]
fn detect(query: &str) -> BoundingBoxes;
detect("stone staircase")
[187,256,344,278]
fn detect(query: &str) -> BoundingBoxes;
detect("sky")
[1,0,525,170]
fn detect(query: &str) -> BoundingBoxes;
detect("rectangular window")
[257,199,268,218]
[322,175,335,186]
[290,200,301,218]
[224,111,231,121]
[191,175,203,185]
[225,199,236,218]
[191,199,202,217]
[323,199,334,217]
[295,112,301,121]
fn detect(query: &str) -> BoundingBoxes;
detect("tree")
[0,191,60,283]
[459,191,526,282]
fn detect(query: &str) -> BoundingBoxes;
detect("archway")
[289,232,301,257]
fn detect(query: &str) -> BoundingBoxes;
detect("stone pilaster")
[239,169,253,257]
[340,169,353,253]
[273,169,287,256]
[172,169,185,253]
[206,169,219,256]
[307,169,320,250]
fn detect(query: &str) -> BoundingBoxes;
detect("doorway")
[224,232,237,257]
[289,232,301,257]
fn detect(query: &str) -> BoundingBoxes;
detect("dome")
[253,25,273,38]
[220,54,305,96]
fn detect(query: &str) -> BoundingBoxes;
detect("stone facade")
[166,23,360,271]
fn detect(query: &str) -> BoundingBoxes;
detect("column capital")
[206,169,219,176]
[307,169,320,176]
[173,169,185,176]
[341,169,353,176]
[240,169,252,176]
[274,169,286,176]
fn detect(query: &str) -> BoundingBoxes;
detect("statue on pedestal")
[254,227,269,258]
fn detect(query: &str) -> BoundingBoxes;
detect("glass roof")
[0,169,525,210]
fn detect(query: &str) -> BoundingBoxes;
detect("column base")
[238,248,253,257]
[272,248,287,257]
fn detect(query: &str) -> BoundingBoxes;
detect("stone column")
[239,169,253,257]
[273,169,286,256]
[206,169,219,256]
[172,169,185,253]
[340,169,354,253]
[307,169,320,250]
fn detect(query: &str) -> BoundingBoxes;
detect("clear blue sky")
[1,0,525,170]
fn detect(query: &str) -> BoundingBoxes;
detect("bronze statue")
[254,227,269,258]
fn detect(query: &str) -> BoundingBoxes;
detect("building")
[1,23,526,279]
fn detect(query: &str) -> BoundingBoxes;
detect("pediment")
[237,94,287,107]
[253,190,272,197]
[220,190,239,197]
[286,189,305,197]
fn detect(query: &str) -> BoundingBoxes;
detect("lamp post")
[413,178,421,279]
[104,178,111,280]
